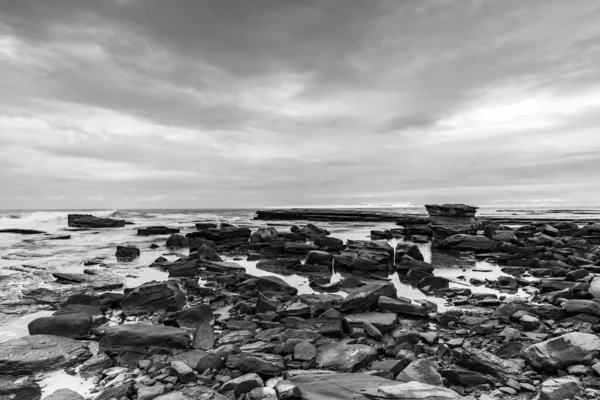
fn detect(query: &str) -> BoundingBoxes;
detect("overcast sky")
[1,0,600,209]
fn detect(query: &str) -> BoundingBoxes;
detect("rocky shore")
[2,205,600,400]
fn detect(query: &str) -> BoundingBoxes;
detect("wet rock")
[0,335,91,374]
[439,234,495,252]
[193,321,215,350]
[254,275,298,296]
[314,236,345,251]
[79,352,112,378]
[295,223,330,239]
[539,377,581,400]
[520,332,600,370]
[138,226,180,235]
[99,323,190,354]
[116,245,140,260]
[396,359,443,386]
[284,242,319,254]
[395,243,424,261]
[250,227,278,243]
[42,389,84,400]
[339,282,397,313]
[306,250,334,265]
[168,261,200,277]
[53,304,103,317]
[67,214,125,228]
[315,342,377,372]
[186,225,251,241]
[195,222,217,230]
[121,280,186,315]
[0,376,41,400]
[222,372,264,396]
[425,203,478,241]
[28,313,92,338]
[335,240,392,271]
[166,233,189,248]
[0,228,46,234]
[378,296,428,318]
[396,255,434,273]
[225,353,285,375]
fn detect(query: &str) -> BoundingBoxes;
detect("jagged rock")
[226,353,285,375]
[345,312,398,333]
[339,282,397,313]
[28,313,92,338]
[121,280,185,315]
[166,233,189,248]
[116,245,140,260]
[0,376,41,400]
[193,321,215,350]
[196,344,241,372]
[395,243,424,261]
[315,342,377,372]
[222,372,264,396]
[438,234,495,252]
[138,226,180,235]
[378,296,428,318]
[335,240,392,271]
[176,304,214,328]
[250,227,278,243]
[99,324,190,354]
[171,360,195,384]
[294,223,330,239]
[539,377,581,400]
[42,389,85,400]
[67,214,125,228]
[520,332,600,370]
[0,335,91,374]
[254,275,298,296]
[453,347,521,379]
[275,381,302,400]
[79,353,112,378]
[396,359,443,386]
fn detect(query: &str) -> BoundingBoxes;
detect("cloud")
[1,0,600,208]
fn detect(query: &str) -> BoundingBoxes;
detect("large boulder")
[116,245,140,260]
[306,250,334,266]
[339,282,397,313]
[539,377,581,400]
[28,313,92,338]
[438,234,496,252]
[425,204,478,241]
[520,332,600,370]
[166,233,189,248]
[67,214,125,228]
[99,324,190,354]
[137,226,180,236]
[334,240,392,271]
[0,335,92,375]
[121,280,186,315]
[315,342,377,372]
[294,223,330,239]
[314,236,345,251]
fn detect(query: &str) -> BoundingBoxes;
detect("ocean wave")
[0,210,116,231]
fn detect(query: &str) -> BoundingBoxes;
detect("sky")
[1,0,600,209]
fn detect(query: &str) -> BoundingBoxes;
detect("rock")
[255,275,298,296]
[168,261,200,277]
[154,393,190,400]
[441,368,494,387]
[79,352,112,378]
[0,376,41,400]
[28,313,92,338]
[226,353,286,375]
[138,226,180,235]
[99,324,190,354]
[425,204,478,240]
[275,381,302,400]
[171,360,195,383]
[0,335,91,374]
[563,299,600,318]
[121,280,185,315]
[42,389,85,400]
[0,228,46,234]
[195,222,217,230]
[52,271,125,290]
[96,383,135,400]
[284,242,319,254]
[250,227,278,243]
[520,315,540,331]
[492,231,518,242]
[186,225,251,241]
[193,321,215,350]
[335,240,392,271]
[378,296,428,318]
[137,385,165,400]
[396,359,443,386]
[306,250,334,265]
[395,255,434,273]
[345,312,397,333]
[520,332,600,370]
[222,373,264,396]
[438,234,495,252]
[166,233,189,248]
[368,381,464,399]
[67,214,125,228]
[339,282,397,313]
[395,243,424,261]
[315,342,377,372]
[176,304,214,328]
[539,377,581,400]
[295,223,330,239]
[314,236,345,251]
[453,347,521,379]
[196,344,241,372]
[294,342,318,362]
[116,245,140,260]
[363,322,383,341]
